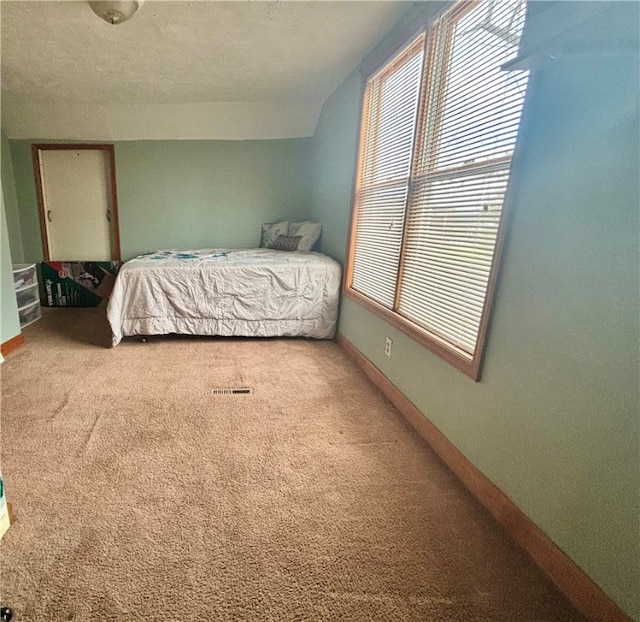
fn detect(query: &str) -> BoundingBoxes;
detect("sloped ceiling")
[1,1,411,140]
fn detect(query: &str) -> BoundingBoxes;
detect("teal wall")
[1,132,24,263]
[1,131,22,346]
[309,75,361,263]
[0,188,20,345]
[311,3,639,620]
[10,138,312,261]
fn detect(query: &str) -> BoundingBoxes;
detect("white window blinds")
[351,37,425,309]
[399,0,529,356]
[347,0,529,377]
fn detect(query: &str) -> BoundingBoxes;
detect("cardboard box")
[39,261,120,307]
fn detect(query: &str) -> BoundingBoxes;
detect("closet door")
[34,145,121,261]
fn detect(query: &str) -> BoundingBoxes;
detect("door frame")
[32,143,122,261]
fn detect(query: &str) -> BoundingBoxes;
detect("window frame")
[344,0,529,381]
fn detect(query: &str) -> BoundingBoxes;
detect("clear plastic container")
[18,300,41,328]
[12,263,37,290]
[16,283,39,309]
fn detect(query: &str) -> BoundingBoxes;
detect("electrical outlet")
[385,337,393,357]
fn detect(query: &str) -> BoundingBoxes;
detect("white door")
[38,148,116,261]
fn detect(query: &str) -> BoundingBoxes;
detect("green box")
[39,261,120,307]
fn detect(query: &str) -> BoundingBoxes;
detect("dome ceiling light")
[88,1,144,25]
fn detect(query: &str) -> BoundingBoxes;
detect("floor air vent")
[211,387,253,395]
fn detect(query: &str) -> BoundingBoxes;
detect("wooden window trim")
[359,1,453,79]
[344,0,531,382]
[344,285,478,377]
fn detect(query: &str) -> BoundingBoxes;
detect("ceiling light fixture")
[88,1,144,25]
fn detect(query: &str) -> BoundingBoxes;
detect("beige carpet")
[0,308,585,621]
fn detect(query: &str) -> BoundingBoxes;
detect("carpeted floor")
[0,308,586,621]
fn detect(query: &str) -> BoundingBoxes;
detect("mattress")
[106,248,342,346]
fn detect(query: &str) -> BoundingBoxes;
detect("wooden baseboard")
[1,333,24,358]
[337,333,632,622]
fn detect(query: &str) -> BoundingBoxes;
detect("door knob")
[47,210,52,223]
[106,209,111,222]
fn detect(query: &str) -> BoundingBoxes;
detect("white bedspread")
[106,249,342,346]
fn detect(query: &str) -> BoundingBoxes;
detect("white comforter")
[106,249,342,346]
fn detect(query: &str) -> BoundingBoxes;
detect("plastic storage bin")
[16,283,39,309]
[12,264,37,290]
[18,300,41,328]
[13,264,41,328]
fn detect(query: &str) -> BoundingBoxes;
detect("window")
[346,0,529,380]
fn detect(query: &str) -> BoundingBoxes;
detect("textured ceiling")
[0,0,412,139]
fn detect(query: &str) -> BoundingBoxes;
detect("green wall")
[10,138,312,261]
[1,132,24,263]
[311,3,639,620]
[1,132,22,346]
[309,75,362,263]
[0,188,20,345]
[0,132,23,343]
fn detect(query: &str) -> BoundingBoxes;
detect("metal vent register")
[211,388,253,395]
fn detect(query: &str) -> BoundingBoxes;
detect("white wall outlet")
[385,337,393,357]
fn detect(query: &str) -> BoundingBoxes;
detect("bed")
[106,248,342,346]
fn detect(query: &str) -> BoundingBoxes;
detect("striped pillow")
[271,234,302,251]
